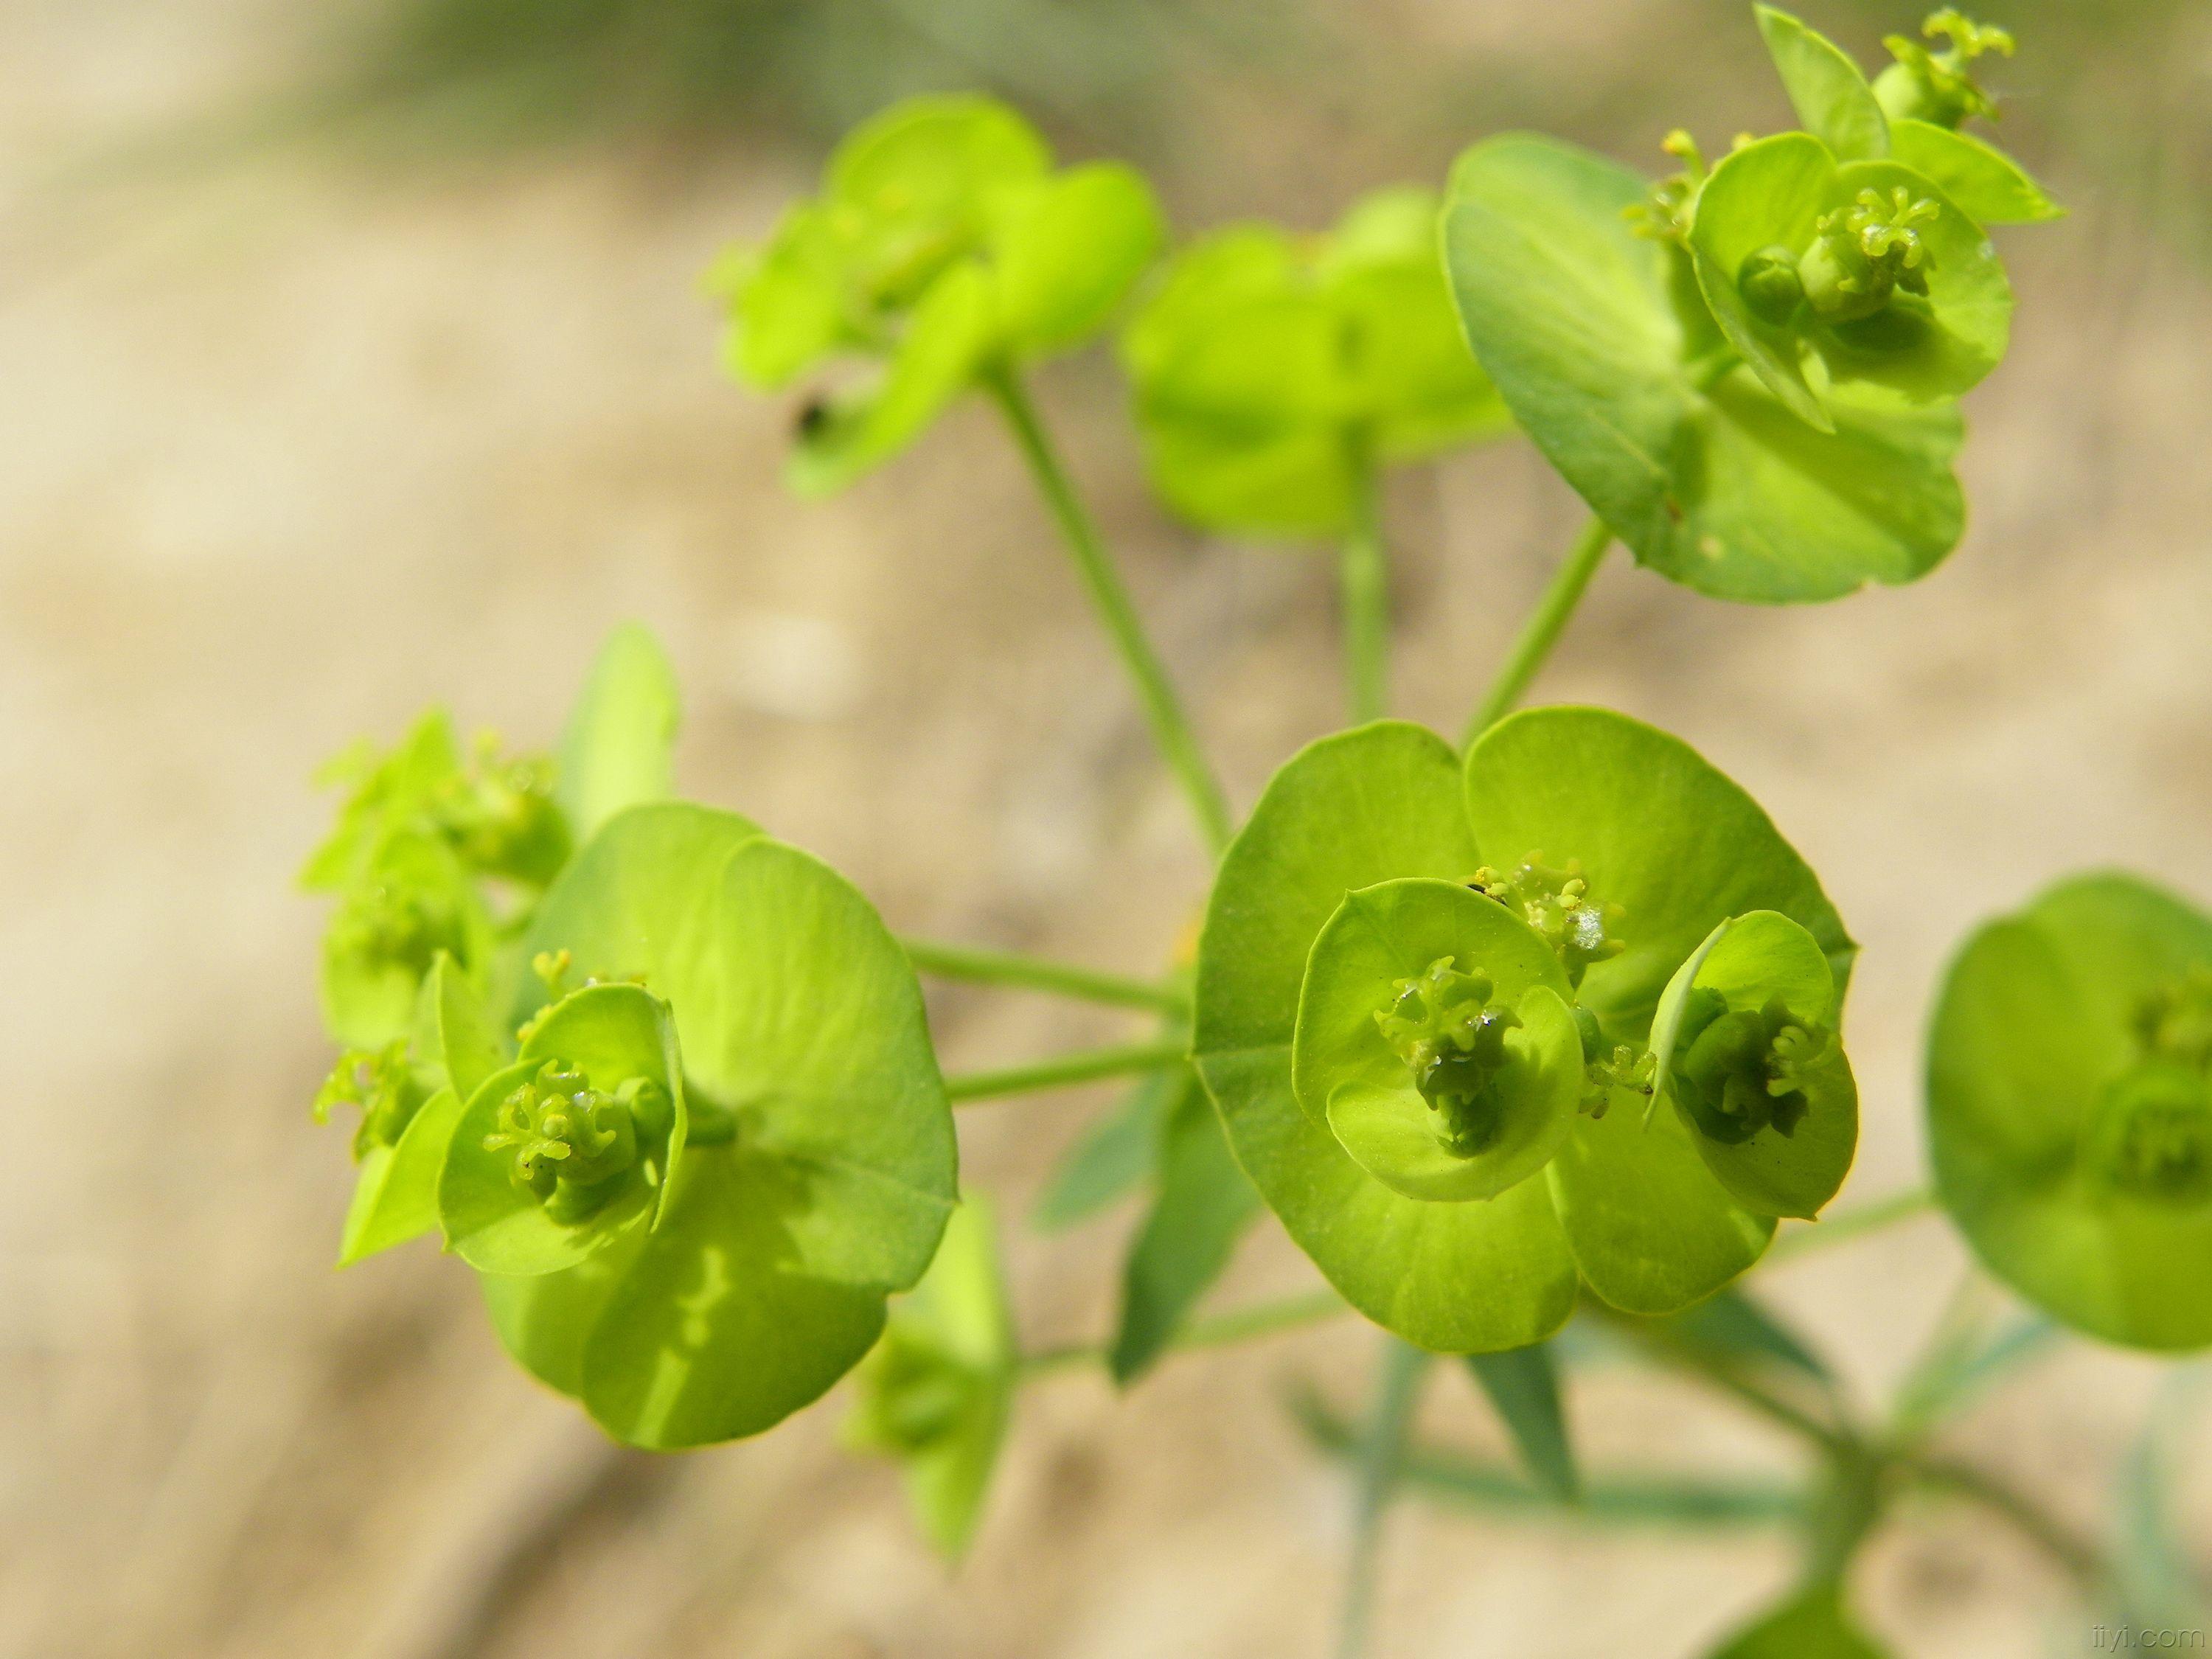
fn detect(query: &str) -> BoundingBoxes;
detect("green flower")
[714,95,1163,495]
[1192,709,1858,1350]
[1874,8,2014,130]
[844,1196,1015,1560]
[1121,186,1509,538]
[1929,873,2212,1350]
[475,804,959,1446]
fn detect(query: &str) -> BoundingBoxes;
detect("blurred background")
[4,0,2211,1653]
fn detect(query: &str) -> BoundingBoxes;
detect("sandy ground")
[4,2,2211,1655]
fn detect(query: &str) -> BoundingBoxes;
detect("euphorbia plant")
[302,9,2211,1654]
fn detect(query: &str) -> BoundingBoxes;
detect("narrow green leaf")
[558,623,681,843]
[1291,1383,1797,1528]
[1338,1338,1433,1659]
[1109,1070,1263,1382]
[1464,1343,1578,1502]
[1658,1284,1835,1389]
[1032,1063,1179,1231]
[2107,1371,2211,1633]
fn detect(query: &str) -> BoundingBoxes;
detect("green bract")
[844,1195,1015,1559]
[1121,187,1510,538]
[1690,134,2011,417]
[715,95,1164,495]
[1928,874,2212,1351]
[479,804,958,1445]
[1192,711,1855,1348]
[1754,5,2060,224]
[1649,911,1859,1220]
[439,983,688,1275]
[1444,132,1966,602]
[325,953,503,1266]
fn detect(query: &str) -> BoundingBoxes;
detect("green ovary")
[1673,991,1835,1144]
[2083,1065,2212,1208]
[484,1060,660,1221]
[1374,956,1523,1158]
[1469,855,1624,986]
[1874,9,2014,129]
[438,740,568,887]
[1797,188,1938,325]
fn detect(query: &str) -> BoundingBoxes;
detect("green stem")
[1905,1455,2102,1590]
[1768,1184,1935,1265]
[1018,1287,1348,1378]
[1338,1338,1433,1659]
[1461,514,1613,747]
[945,1038,1188,1105]
[985,367,1233,856]
[1339,462,1389,724]
[901,936,1188,1015]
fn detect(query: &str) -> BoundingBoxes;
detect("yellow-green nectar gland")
[1468,855,1626,987]
[484,1061,661,1222]
[1798,189,1938,324]
[1573,1002,1655,1121]
[314,1040,422,1161]
[1671,990,1835,1145]
[1374,957,1523,1158]
[1877,10,2014,128]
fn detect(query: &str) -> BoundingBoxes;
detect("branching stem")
[1462,514,1613,746]
[986,366,1233,856]
[945,1038,1187,1105]
[902,936,1188,1014]
[1340,462,1390,724]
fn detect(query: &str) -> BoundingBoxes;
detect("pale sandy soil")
[4,3,2210,1656]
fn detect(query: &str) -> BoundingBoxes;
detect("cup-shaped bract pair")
[308,624,682,1243]
[844,1196,1015,1561]
[475,804,959,1447]
[1121,187,1510,538]
[1930,874,2212,1352]
[717,95,1164,495]
[1192,709,1858,1352]
[1441,7,2053,605]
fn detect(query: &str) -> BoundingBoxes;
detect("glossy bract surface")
[1192,711,1857,1349]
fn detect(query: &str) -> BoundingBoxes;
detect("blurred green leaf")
[1657,1285,1835,1391]
[1032,1062,1179,1231]
[1464,1342,1578,1503]
[1889,119,2065,226]
[846,1195,1018,1561]
[1109,1068,1263,1382]
[559,622,681,843]
[2104,1370,2211,1633]
[1291,1382,1800,1528]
